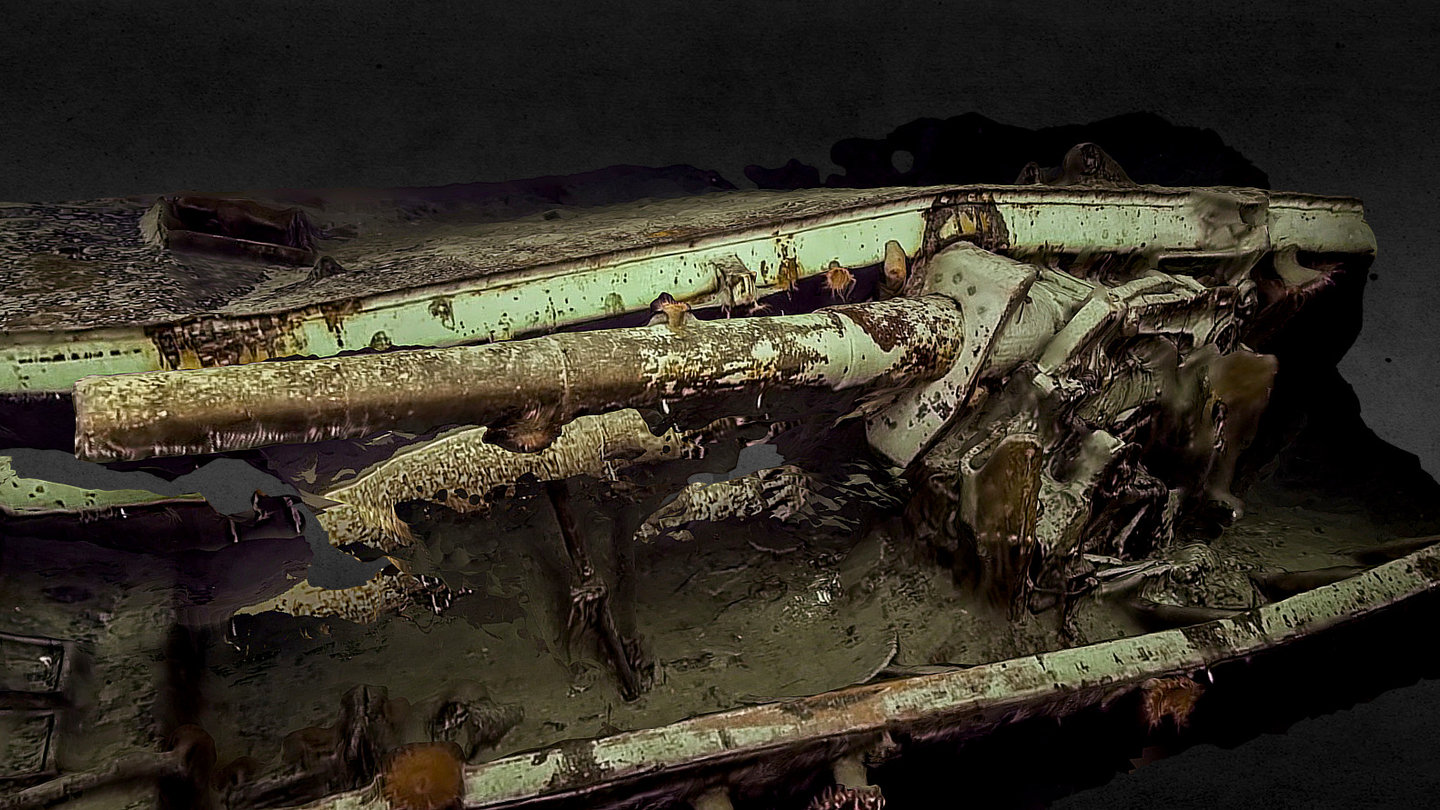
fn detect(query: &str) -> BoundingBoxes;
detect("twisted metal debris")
[2,146,1406,810]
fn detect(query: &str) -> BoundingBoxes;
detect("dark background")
[4,2,1438,807]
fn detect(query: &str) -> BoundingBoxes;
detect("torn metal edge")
[291,540,1440,810]
[0,187,1374,395]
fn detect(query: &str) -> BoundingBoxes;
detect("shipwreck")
[2,144,1436,810]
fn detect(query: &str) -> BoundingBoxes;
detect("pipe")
[73,296,965,462]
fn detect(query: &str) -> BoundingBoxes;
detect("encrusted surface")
[234,571,418,625]
[72,296,965,461]
[0,185,1367,335]
[314,410,696,551]
[0,188,942,332]
[291,535,1440,810]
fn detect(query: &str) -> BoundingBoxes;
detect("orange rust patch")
[825,261,856,301]
[778,255,801,292]
[1140,675,1204,730]
[382,742,466,810]
[146,312,299,370]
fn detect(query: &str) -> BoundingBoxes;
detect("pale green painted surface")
[293,541,1440,810]
[0,188,1373,395]
[0,455,199,514]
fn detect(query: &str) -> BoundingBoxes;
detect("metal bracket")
[866,241,1037,469]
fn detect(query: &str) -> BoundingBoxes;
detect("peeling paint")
[292,542,1440,810]
[2,187,1373,394]
[74,296,966,462]
[315,410,697,551]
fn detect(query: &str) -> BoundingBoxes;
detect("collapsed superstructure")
[4,146,1434,810]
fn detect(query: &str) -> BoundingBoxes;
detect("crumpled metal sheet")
[289,540,1440,810]
[314,410,697,552]
[633,462,901,544]
[233,570,418,625]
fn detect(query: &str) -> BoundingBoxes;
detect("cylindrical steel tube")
[74,295,965,462]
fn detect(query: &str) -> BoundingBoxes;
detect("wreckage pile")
[6,145,1431,810]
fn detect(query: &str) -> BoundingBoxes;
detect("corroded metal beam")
[290,540,1440,810]
[1,187,1373,395]
[73,296,964,462]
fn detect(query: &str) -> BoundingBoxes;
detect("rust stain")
[707,684,889,728]
[684,708,777,734]
[776,699,816,721]
[321,298,361,338]
[832,306,906,353]
[1177,619,1233,654]
[777,255,801,292]
[969,435,1043,613]
[146,314,288,370]
[144,299,362,371]
[428,296,457,331]
[543,739,612,792]
[921,194,1010,262]
[1140,676,1204,730]
[805,689,875,713]
[824,261,856,301]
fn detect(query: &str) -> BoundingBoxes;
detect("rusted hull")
[291,540,1440,810]
[1,185,1371,395]
[1,156,1416,810]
